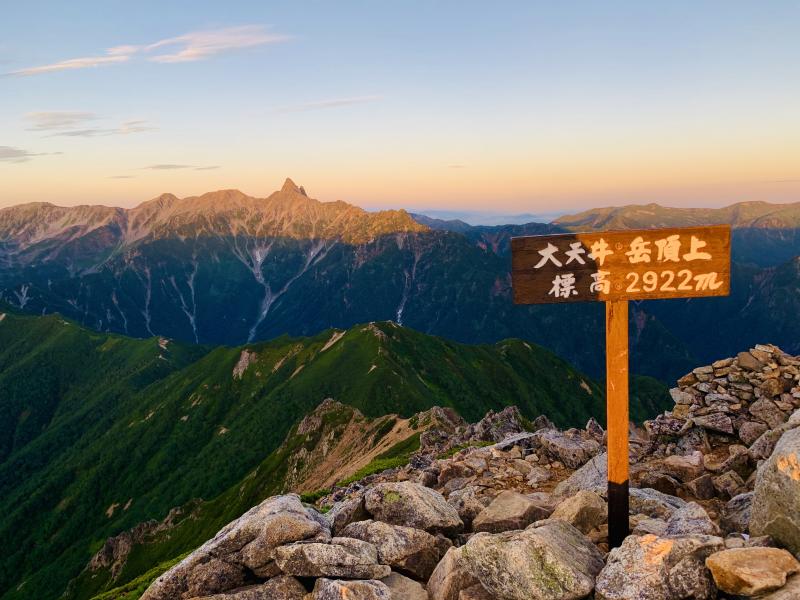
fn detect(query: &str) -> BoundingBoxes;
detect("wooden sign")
[511,225,731,549]
[511,225,731,304]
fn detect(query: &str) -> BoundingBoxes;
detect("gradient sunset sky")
[1,1,798,213]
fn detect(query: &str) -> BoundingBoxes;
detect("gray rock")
[427,546,478,600]
[310,578,391,600]
[741,423,771,451]
[720,492,753,534]
[381,572,427,600]
[750,426,800,554]
[274,537,390,579]
[685,473,716,500]
[629,488,686,519]
[142,495,327,600]
[664,502,720,536]
[750,398,787,429]
[364,482,463,535]
[595,533,724,600]
[341,520,443,580]
[533,429,601,469]
[554,452,607,497]
[327,495,369,536]
[458,584,494,600]
[191,577,306,600]
[447,486,491,526]
[757,574,800,599]
[550,490,607,534]
[472,490,551,533]
[692,413,734,435]
[712,470,745,499]
[463,519,605,600]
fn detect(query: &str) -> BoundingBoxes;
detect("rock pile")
[141,344,800,599]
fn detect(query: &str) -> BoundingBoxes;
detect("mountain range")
[0,307,668,599]
[1,180,799,382]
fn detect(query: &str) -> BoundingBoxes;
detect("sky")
[1,1,799,213]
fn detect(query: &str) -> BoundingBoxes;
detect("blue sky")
[1,1,798,211]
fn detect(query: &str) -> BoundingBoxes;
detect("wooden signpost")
[511,225,731,548]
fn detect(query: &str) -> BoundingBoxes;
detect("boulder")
[629,488,686,519]
[550,490,606,534]
[310,578,391,600]
[364,482,463,535]
[327,495,369,536]
[595,533,724,600]
[341,520,443,580]
[458,584,494,600]
[381,572,427,600]
[750,427,800,553]
[706,547,800,596]
[274,537,390,579]
[191,577,306,599]
[758,574,800,599]
[664,502,719,536]
[447,486,491,526]
[427,546,478,600]
[533,429,601,469]
[472,491,551,533]
[462,519,605,600]
[554,452,607,497]
[720,492,752,534]
[142,495,327,600]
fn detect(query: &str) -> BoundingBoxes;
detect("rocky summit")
[133,343,800,599]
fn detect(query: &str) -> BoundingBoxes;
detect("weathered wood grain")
[512,225,731,304]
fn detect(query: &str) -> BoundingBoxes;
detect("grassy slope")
[0,309,669,600]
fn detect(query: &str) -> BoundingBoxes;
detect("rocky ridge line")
[135,343,800,599]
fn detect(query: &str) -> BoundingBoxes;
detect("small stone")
[664,502,719,536]
[738,351,765,371]
[692,413,734,435]
[712,470,745,499]
[738,421,769,446]
[685,473,716,500]
[706,547,800,596]
[550,490,607,534]
[720,492,753,534]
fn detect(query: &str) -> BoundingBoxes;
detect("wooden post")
[606,299,630,548]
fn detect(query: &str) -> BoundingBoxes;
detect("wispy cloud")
[145,25,289,63]
[447,164,466,169]
[0,146,60,163]
[274,95,383,113]
[8,25,288,76]
[25,111,97,130]
[9,55,129,76]
[109,175,136,179]
[24,112,155,137]
[48,120,157,137]
[143,164,219,171]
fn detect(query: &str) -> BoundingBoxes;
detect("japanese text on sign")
[511,225,731,304]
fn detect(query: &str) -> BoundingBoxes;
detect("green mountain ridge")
[0,308,669,600]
